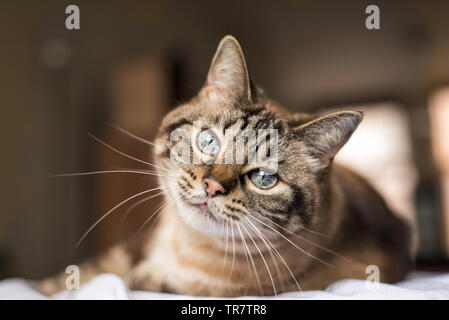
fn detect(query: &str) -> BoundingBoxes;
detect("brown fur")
[39,36,412,296]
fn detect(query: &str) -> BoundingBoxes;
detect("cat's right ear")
[200,35,252,103]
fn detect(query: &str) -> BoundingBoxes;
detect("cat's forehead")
[192,99,284,129]
[163,100,268,131]
[193,99,253,125]
[200,106,245,128]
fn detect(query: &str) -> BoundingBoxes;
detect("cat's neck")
[158,205,226,250]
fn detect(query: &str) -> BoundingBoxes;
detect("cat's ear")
[200,35,252,102]
[294,111,363,173]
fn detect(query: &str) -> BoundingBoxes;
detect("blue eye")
[196,130,220,156]
[250,169,278,189]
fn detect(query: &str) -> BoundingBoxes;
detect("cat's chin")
[187,202,218,221]
[174,200,227,236]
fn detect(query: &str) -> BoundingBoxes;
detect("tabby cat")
[40,35,412,296]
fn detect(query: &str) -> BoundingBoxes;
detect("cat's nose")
[203,177,226,197]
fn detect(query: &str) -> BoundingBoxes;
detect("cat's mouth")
[184,198,218,221]
[194,201,216,219]
[199,202,209,212]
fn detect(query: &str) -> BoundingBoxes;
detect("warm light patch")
[429,87,449,256]
[335,103,417,227]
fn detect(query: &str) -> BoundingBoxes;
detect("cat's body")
[126,164,410,296]
[40,36,411,296]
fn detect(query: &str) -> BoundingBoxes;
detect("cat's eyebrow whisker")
[243,216,301,292]
[240,223,277,296]
[236,223,264,296]
[99,120,162,148]
[75,187,163,248]
[249,215,333,268]
[123,190,167,220]
[87,133,171,174]
[49,170,176,179]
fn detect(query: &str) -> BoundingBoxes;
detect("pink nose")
[203,178,226,197]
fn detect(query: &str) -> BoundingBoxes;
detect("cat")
[39,35,412,296]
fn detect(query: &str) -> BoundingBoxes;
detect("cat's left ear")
[200,35,253,102]
[294,111,363,173]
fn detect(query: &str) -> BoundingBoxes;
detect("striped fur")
[39,36,411,296]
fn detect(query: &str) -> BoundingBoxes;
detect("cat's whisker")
[244,216,302,292]
[223,220,229,273]
[267,219,350,263]
[75,187,163,248]
[227,222,236,280]
[256,211,329,240]
[123,190,167,221]
[147,206,165,234]
[137,198,175,234]
[143,197,177,236]
[242,217,284,290]
[136,202,165,234]
[87,133,171,174]
[111,166,178,179]
[49,170,176,179]
[99,120,162,148]
[297,225,329,238]
[249,215,333,268]
[240,223,277,296]
[236,223,264,296]
[236,223,255,290]
[260,211,329,238]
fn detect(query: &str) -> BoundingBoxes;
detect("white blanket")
[0,272,448,300]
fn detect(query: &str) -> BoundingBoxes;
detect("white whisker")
[250,215,333,268]
[241,223,277,296]
[269,219,349,262]
[236,223,264,295]
[87,133,171,173]
[243,216,283,290]
[244,216,301,292]
[260,209,328,237]
[227,222,236,280]
[136,192,184,234]
[136,199,173,234]
[75,187,163,248]
[49,170,175,179]
[123,190,167,220]
[100,120,162,147]
[223,220,229,273]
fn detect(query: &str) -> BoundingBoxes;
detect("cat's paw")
[125,275,163,292]
[125,262,166,292]
[34,275,66,296]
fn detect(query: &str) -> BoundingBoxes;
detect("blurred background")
[1,0,449,279]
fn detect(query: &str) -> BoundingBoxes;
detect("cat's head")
[154,36,362,238]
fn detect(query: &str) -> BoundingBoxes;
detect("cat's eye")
[196,129,220,156]
[249,169,278,189]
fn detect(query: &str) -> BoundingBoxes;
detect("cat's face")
[154,101,310,237]
[153,36,362,238]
